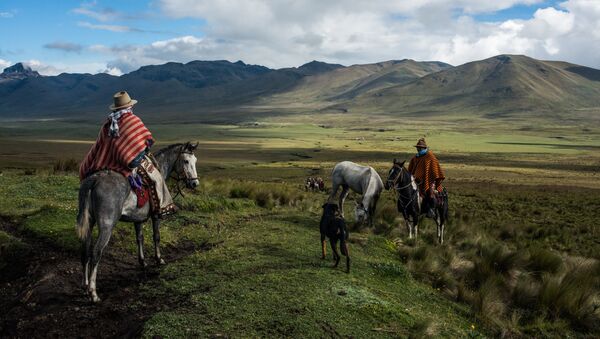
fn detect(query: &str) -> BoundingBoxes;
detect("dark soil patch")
[0,217,214,338]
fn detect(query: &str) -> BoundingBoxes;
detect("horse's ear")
[393,158,398,164]
[400,160,406,167]
[191,142,199,150]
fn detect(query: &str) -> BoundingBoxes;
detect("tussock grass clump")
[408,319,438,339]
[229,186,253,199]
[526,247,563,276]
[512,273,539,309]
[373,202,398,235]
[52,158,79,173]
[253,190,274,208]
[471,278,507,327]
[220,179,309,209]
[393,217,599,336]
[468,242,526,288]
[538,259,600,331]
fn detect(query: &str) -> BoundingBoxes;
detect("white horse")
[328,161,384,226]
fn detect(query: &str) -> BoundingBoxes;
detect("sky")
[1,0,599,76]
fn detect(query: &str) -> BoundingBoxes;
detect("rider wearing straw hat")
[407,137,445,218]
[79,91,177,217]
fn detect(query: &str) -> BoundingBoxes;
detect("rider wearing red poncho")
[79,91,176,217]
[407,137,445,217]
[79,91,153,180]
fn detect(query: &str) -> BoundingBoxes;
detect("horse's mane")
[154,143,186,157]
[401,164,411,180]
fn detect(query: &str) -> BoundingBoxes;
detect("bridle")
[388,164,418,219]
[169,148,198,199]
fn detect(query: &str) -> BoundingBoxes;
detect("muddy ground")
[0,217,209,338]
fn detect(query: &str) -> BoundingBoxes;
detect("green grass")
[141,206,477,338]
[0,171,482,337]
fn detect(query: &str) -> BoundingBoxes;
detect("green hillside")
[260,60,451,109]
[342,55,600,120]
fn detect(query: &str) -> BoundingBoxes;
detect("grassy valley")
[0,111,599,337]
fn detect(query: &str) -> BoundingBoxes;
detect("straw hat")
[109,91,138,110]
[414,138,428,148]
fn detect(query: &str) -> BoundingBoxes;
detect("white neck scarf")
[108,107,133,137]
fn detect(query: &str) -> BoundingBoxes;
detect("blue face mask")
[417,148,428,156]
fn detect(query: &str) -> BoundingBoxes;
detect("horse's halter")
[355,202,369,221]
[388,163,412,190]
[170,147,198,198]
[388,163,418,218]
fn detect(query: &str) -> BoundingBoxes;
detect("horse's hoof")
[139,261,148,268]
[156,258,166,265]
[90,293,101,303]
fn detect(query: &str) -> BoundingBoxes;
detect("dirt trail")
[0,218,210,338]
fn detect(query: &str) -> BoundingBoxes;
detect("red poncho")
[408,150,445,195]
[79,112,153,180]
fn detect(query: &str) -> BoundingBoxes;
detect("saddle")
[130,155,162,212]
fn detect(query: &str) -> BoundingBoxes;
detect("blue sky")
[1,0,597,75]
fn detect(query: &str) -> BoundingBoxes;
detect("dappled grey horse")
[76,142,199,302]
[384,159,448,244]
[328,161,384,227]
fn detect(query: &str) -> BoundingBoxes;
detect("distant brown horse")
[305,177,326,192]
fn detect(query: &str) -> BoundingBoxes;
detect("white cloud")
[78,21,135,32]
[0,58,11,70]
[132,0,596,70]
[20,0,600,75]
[23,59,115,76]
[22,60,62,75]
[103,66,123,76]
[0,11,14,18]
[72,7,115,22]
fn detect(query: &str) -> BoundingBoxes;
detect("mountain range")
[1,54,599,123]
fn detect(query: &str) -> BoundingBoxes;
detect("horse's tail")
[76,179,94,240]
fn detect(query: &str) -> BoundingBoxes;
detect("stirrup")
[156,204,178,218]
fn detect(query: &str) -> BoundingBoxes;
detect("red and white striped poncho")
[407,150,445,195]
[79,112,154,180]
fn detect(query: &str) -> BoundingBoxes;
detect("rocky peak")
[1,62,41,81]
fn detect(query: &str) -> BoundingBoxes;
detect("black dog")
[319,202,350,273]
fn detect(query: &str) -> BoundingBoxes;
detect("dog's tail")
[76,180,93,240]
